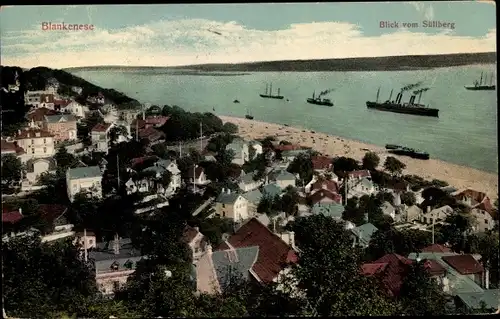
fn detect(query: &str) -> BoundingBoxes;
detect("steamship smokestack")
[396,93,402,104]
[409,95,416,104]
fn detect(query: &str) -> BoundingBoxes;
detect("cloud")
[409,2,435,20]
[0,18,496,68]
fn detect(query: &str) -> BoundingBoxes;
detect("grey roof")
[407,252,484,295]
[26,157,57,173]
[45,114,78,123]
[456,289,499,310]
[89,238,144,273]
[216,191,242,204]
[261,183,283,198]
[240,171,260,184]
[67,166,102,180]
[211,246,259,291]
[312,202,344,219]
[351,223,378,245]
[275,170,295,181]
[281,149,309,157]
[242,189,263,204]
[226,139,246,152]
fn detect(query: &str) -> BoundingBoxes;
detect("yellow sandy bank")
[219,116,498,200]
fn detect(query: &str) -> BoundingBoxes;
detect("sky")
[0,2,496,68]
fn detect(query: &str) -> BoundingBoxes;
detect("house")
[27,107,57,128]
[182,225,208,263]
[14,128,55,160]
[453,189,497,232]
[214,189,249,222]
[132,116,170,130]
[421,205,454,225]
[454,289,500,314]
[22,157,57,188]
[62,100,89,118]
[407,251,488,295]
[226,139,250,165]
[37,93,56,109]
[1,139,25,157]
[308,178,340,195]
[138,127,165,145]
[268,170,296,189]
[381,201,396,220]
[281,149,310,162]
[66,166,103,202]
[188,165,210,186]
[128,159,181,195]
[351,222,378,248]
[261,183,283,199]
[238,171,264,192]
[89,236,144,295]
[43,114,78,143]
[90,123,113,153]
[309,189,342,205]
[346,169,371,182]
[361,253,414,297]
[242,189,263,216]
[37,204,75,242]
[421,243,452,253]
[195,244,260,294]
[311,202,344,220]
[346,177,376,199]
[198,218,298,291]
[311,155,333,174]
[74,230,97,250]
[399,204,424,223]
[248,141,263,160]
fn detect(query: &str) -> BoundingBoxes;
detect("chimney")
[18,129,21,135]
[485,268,490,289]
[194,226,199,232]
[427,206,431,214]
[113,234,120,255]
[206,244,213,255]
[222,187,225,194]
[18,208,22,215]
[265,175,269,185]
[227,188,231,194]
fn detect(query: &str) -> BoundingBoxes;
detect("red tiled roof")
[362,253,413,297]
[311,179,339,194]
[130,155,159,168]
[1,139,25,155]
[347,170,371,178]
[215,218,298,283]
[309,189,342,205]
[27,107,57,122]
[133,116,170,129]
[421,244,452,253]
[454,189,495,217]
[91,123,112,132]
[38,204,68,224]
[311,155,332,170]
[138,127,165,141]
[441,254,484,275]
[15,128,53,139]
[2,210,23,224]
[182,225,199,243]
[54,99,72,107]
[422,259,447,276]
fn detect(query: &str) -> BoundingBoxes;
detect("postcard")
[1,3,498,317]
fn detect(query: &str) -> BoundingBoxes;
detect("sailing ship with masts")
[465,72,496,91]
[245,108,254,120]
[259,83,284,99]
[366,86,439,117]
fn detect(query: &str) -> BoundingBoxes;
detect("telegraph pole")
[116,154,120,191]
[200,122,203,153]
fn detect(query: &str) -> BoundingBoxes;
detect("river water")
[70,65,497,173]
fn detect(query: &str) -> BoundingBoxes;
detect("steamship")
[465,72,496,91]
[306,91,334,107]
[259,83,284,99]
[366,87,439,117]
[388,146,430,160]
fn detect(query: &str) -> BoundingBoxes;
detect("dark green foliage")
[400,191,417,206]
[384,156,406,175]
[287,153,313,186]
[366,228,433,261]
[362,152,380,170]
[332,156,359,178]
[1,153,22,187]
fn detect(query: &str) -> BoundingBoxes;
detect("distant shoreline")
[218,115,498,200]
[64,52,496,72]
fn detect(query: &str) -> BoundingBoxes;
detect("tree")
[399,262,449,316]
[366,228,432,261]
[383,156,406,176]
[54,146,78,170]
[332,156,359,178]
[288,215,400,316]
[222,122,238,134]
[257,194,282,217]
[466,231,500,288]
[160,170,173,189]
[280,186,300,217]
[400,191,417,206]
[342,197,367,226]
[216,148,235,167]
[1,154,22,187]
[375,191,395,205]
[287,153,313,186]
[362,152,380,171]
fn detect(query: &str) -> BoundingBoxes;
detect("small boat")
[233,99,240,103]
[465,72,496,91]
[259,83,284,99]
[245,108,254,120]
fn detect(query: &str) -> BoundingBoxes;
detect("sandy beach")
[219,116,498,200]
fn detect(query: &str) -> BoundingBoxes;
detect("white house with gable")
[66,166,103,202]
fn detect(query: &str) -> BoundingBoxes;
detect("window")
[43,147,47,153]
[124,260,133,269]
[113,281,120,291]
[223,212,226,217]
[31,148,35,154]
[222,204,225,208]
[31,139,34,144]
[110,261,119,271]
[88,239,93,245]
[484,219,488,225]
[43,138,46,144]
